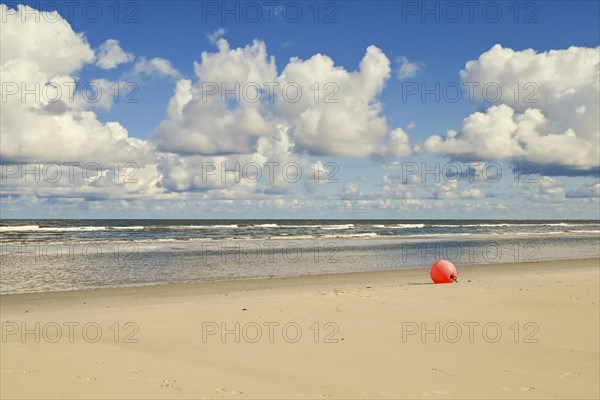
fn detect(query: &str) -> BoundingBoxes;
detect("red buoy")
[430,260,458,284]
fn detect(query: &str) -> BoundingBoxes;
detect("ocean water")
[1,219,599,293]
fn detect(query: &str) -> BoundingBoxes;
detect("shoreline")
[3,231,598,295]
[1,257,597,303]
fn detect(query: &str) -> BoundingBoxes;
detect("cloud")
[460,188,484,199]
[342,182,360,197]
[424,45,600,175]
[152,39,412,158]
[373,128,412,159]
[156,127,313,198]
[194,39,277,87]
[396,56,421,79]
[278,45,407,158]
[430,181,458,199]
[152,39,278,155]
[0,4,155,167]
[96,39,134,69]
[566,182,600,198]
[131,57,181,80]
[535,176,564,197]
[0,5,94,78]
[207,28,227,44]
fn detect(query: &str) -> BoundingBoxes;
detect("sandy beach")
[1,258,598,399]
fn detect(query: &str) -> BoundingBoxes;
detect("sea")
[1,219,599,294]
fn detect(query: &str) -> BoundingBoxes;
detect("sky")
[0,0,599,219]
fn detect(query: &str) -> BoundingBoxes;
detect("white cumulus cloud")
[153,38,412,159]
[131,57,181,80]
[424,45,599,175]
[152,39,278,155]
[0,4,155,166]
[96,39,134,69]
[0,5,95,78]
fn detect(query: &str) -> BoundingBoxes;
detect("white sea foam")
[0,225,40,232]
[390,224,425,228]
[320,224,355,230]
[162,224,240,229]
[0,226,107,232]
[323,232,378,239]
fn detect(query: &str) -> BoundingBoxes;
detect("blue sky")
[70,0,600,138]
[1,1,599,218]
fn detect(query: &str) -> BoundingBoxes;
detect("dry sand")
[1,258,599,399]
